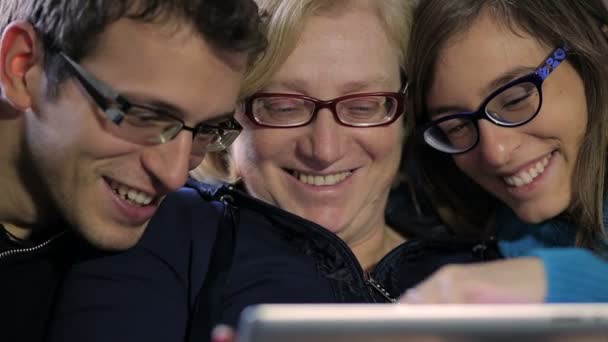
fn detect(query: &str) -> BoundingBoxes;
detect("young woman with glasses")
[401,0,608,303]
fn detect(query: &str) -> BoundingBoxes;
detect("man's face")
[20,19,246,250]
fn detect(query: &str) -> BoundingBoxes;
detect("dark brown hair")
[405,0,608,249]
[0,0,267,95]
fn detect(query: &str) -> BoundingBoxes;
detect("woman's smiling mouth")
[288,169,354,186]
[502,152,554,188]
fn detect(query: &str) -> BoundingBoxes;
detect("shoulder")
[385,182,453,239]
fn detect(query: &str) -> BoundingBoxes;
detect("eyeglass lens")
[427,82,541,153]
[250,95,398,127]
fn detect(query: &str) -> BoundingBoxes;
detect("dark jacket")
[48,180,501,342]
[0,229,75,342]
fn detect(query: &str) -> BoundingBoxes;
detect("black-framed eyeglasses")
[60,53,242,157]
[243,85,407,128]
[419,45,570,154]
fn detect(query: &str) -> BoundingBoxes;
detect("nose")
[141,131,192,192]
[475,120,520,167]
[298,108,345,168]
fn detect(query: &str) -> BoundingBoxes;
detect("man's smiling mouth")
[106,178,156,206]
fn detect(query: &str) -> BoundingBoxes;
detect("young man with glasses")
[0,1,265,341]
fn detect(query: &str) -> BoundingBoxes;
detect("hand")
[400,258,547,304]
[211,325,236,342]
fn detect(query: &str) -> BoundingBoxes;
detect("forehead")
[428,12,548,106]
[270,7,401,91]
[79,18,246,119]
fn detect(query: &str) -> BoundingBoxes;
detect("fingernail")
[211,324,234,342]
[403,288,423,304]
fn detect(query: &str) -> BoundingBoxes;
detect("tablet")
[237,304,608,342]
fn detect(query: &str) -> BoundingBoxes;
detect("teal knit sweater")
[496,200,608,302]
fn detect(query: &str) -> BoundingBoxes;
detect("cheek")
[545,66,589,143]
[231,129,279,176]
[452,154,478,179]
[27,105,82,151]
[30,93,129,158]
[365,119,405,156]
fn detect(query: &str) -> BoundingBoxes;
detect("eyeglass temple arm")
[399,71,409,95]
[536,45,570,81]
[60,53,126,124]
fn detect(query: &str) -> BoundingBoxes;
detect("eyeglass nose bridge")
[179,124,201,140]
[308,98,344,125]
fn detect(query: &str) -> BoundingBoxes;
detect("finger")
[400,288,425,304]
[399,266,464,304]
[211,324,236,342]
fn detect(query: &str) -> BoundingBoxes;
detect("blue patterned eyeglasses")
[420,45,570,154]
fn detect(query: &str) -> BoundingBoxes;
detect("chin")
[79,224,146,251]
[299,211,346,233]
[322,223,346,235]
[511,201,568,224]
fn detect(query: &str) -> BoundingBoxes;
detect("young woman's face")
[426,12,588,223]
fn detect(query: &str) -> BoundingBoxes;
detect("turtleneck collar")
[496,198,608,257]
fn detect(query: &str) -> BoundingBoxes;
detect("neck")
[348,222,406,271]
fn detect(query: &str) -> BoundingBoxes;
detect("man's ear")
[0,21,40,110]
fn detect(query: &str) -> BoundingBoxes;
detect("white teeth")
[503,154,552,188]
[109,180,154,206]
[529,168,538,178]
[127,190,138,200]
[314,175,323,186]
[294,170,352,186]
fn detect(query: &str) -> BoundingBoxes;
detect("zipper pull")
[364,272,397,303]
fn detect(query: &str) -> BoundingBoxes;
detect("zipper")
[364,271,397,303]
[0,231,67,261]
[217,185,398,303]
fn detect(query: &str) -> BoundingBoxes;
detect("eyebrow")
[427,65,536,118]
[426,105,471,119]
[267,76,398,94]
[122,92,235,124]
[127,94,186,116]
[482,65,536,95]
[204,111,237,125]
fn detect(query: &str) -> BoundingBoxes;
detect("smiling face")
[17,19,245,249]
[231,6,404,244]
[426,12,588,223]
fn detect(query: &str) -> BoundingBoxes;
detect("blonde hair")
[191,0,414,183]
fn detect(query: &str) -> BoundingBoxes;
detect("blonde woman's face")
[232,7,404,244]
[426,13,588,223]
